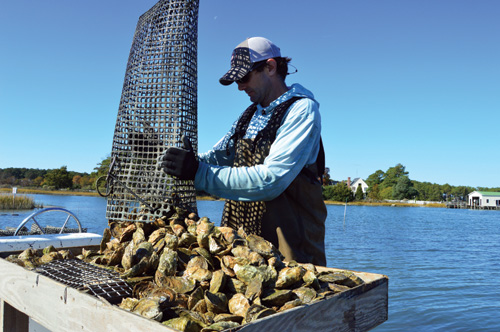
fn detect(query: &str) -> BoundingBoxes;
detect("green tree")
[451,186,473,201]
[33,176,44,187]
[392,176,418,200]
[366,170,384,189]
[367,183,381,200]
[322,167,332,186]
[44,166,73,189]
[323,182,354,202]
[380,186,393,200]
[355,184,364,201]
[441,183,452,201]
[380,163,408,190]
[93,156,112,178]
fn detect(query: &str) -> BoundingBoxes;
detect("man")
[162,37,327,265]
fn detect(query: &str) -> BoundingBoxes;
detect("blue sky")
[1,0,499,188]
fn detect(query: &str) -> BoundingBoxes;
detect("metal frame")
[14,207,83,236]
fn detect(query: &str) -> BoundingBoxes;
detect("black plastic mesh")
[36,259,133,304]
[106,0,200,223]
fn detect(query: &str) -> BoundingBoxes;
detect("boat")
[0,207,102,256]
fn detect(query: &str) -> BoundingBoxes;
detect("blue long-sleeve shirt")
[194,83,321,202]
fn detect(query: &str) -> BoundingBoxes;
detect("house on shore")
[468,191,500,209]
[348,177,369,195]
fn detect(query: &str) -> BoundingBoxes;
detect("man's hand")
[160,136,199,180]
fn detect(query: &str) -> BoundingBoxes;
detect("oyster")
[234,264,277,286]
[156,248,178,278]
[209,270,226,294]
[39,251,62,265]
[187,287,205,310]
[318,271,364,288]
[119,297,139,311]
[244,278,262,302]
[275,266,306,289]
[204,291,228,314]
[261,289,293,307]
[292,286,317,304]
[213,313,243,324]
[227,293,249,317]
[246,234,277,259]
[244,304,276,324]
[163,316,201,332]
[148,228,166,246]
[156,276,196,294]
[164,233,179,251]
[201,321,240,332]
[132,297,163,321]
[121,256,149,278]
[99,228,111,253]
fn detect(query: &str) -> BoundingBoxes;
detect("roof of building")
[471,191,500,196]
[479,191,500,196]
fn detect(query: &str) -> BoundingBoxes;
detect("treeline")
[0,158,111,190]
[322,163,499,203]
[2,161,498,202]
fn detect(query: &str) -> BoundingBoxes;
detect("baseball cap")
[219,37,281,86]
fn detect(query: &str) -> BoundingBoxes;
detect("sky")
[1,0,499,188]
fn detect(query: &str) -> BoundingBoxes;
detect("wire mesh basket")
[104,0,200,223]
[36,259,133,305]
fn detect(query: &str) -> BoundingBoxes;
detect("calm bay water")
[1,194,499,331]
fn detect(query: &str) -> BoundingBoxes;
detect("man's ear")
[266,58,278,76]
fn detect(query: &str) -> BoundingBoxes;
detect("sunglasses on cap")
[236,61,268,84]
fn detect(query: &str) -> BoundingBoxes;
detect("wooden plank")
[1,299,29,332]
[0,258,177,332]
[0,258,388,332]
[238,273,388,332]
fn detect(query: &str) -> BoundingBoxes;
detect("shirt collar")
[256,86,292,115]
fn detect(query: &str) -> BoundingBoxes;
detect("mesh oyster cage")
[35,259,133,305]
[103,0,200,223]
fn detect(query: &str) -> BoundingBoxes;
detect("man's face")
[236,65,272,107]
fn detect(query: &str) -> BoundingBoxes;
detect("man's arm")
[194,98,321,201]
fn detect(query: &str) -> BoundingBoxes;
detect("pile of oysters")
[7,207,364,332]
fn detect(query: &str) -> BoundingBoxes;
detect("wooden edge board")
[0,258,177,332]
[236,273,388,332]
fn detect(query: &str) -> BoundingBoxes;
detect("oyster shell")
[163,316,201,332]
[261,289,293,307]
[201,321,240,332]
[275,266,306,289]
[227,293,250,317]
[132,297,163,321]
[204,291,228,314]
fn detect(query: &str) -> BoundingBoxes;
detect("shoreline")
[0,188,446,208]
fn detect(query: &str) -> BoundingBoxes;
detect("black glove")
[160,136,199,180]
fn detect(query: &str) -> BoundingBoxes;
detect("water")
[0,194,107,234]
[2,195,499,331]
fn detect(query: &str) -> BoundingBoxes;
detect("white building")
[468,191,500,208]
[348,177,369,195]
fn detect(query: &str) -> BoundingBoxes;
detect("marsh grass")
[325,200,446,208]
[0,188,98,197]
[0,194,42,210]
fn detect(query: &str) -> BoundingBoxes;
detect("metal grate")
[105,0,200,223]
[36,259,133,304]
